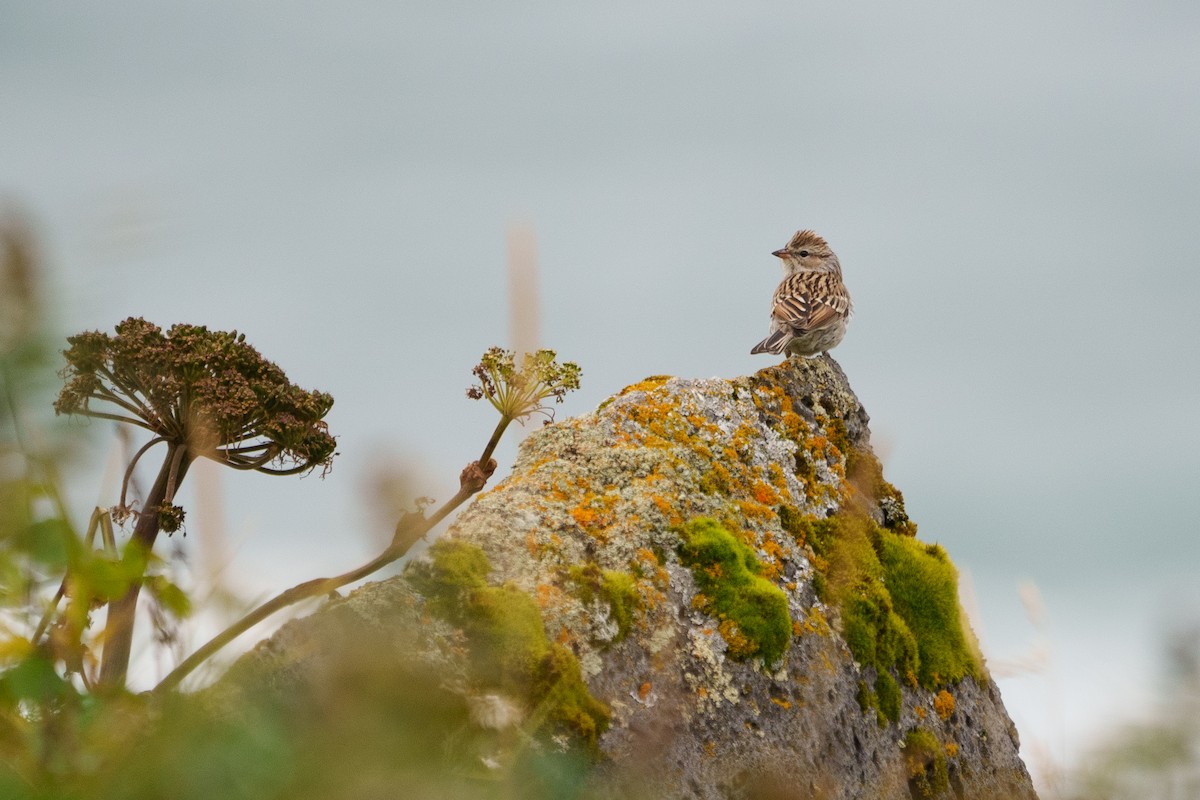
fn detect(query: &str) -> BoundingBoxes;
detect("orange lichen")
[569,489,618,535]
[944,742,958,758]
[638,682,653,701]
[752,480,780,505]
[770,697,792,710]
[758,536,785,581]
[934,689,956,720]
[619,376,672,396]
[780,410,808,441]
[571,505,599,527]
[717,619,755,659]
[915,705,927,721]
[650,494,682,525]
[736,499,777,526]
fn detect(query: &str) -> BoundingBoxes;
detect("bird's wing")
[771,274,850,332]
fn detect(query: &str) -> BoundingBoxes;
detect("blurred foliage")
[0,210,601,796]
[1064,626,1200,800]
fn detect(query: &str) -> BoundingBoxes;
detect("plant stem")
[97,444,191,690]
[153,414,515,695]
[31,508,105,645]
[153,483,473,694]
[478,415,511,468]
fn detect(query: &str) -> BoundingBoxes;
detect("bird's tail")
[750,331,789,355]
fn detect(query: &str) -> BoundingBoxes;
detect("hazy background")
[3,2,1198,791]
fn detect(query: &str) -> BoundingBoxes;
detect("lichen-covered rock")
[216,357,1037,800]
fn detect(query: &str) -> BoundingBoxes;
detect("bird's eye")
[798,250,809,257]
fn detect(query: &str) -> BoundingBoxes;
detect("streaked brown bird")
[750,229,852,358]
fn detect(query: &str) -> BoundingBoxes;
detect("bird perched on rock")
[750,229,852,358]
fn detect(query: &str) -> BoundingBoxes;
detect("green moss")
[677,518,792,665]
[856,679,877,714]
[855,680,889,728]
[567,564,639,642]
[406,540,610,751]
[874,671,902,724]
[903,728,949,798]
[842,578,919,682]
[791,511,981,690]
[406,539,490,599]
[877,535,983,687]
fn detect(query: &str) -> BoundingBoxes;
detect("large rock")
[217,357,1037,800]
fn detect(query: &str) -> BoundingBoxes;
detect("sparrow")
[751,229,852,357]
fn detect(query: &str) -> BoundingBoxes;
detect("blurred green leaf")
[0,654,70,705]
[144,575,191,618]
[14,518,72,571]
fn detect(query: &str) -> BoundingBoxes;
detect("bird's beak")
[771,249,787,258]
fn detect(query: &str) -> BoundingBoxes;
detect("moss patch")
[406,540,610,750]
[902,728,950,798]
[876,536,984,687]
[855,680,884,727]
[677,518,791,665]
[566,564,639,643]
[793,511,982,691]
[875,670,902,724]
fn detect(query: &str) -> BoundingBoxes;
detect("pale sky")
[4,2,1199,790]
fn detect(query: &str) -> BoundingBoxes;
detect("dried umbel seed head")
[56,317,337,478]
[55,317,338,540]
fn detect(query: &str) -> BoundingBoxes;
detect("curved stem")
[154,522,424,690]
[253,464,316,476]
[155,416,514,695]
[219,449,277,470]
[222,441,272,455]
[75,409,156,431]
[90,384,153,422]
[119,436,168,510]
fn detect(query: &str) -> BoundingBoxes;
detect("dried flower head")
[55,317,337,484]
[467,347,581,423]
[157,504,186,535]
